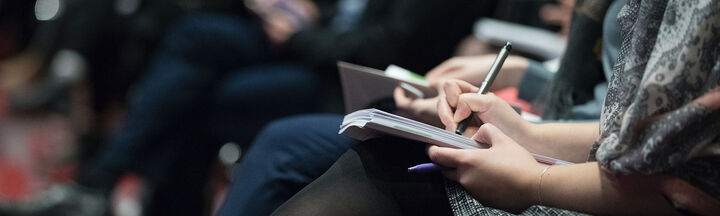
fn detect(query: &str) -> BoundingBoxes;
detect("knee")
[244,115,337,167]
[251,116,312,154]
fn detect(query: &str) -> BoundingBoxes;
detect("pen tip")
[505,42,512,51]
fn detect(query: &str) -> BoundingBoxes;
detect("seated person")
[219,0,622,215]
[77,0,498,215]
[272,0,720,215]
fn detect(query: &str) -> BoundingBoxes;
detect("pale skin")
[255,0,318,44]
[393,53,720,215]
[393,55,530,126]
[424,79,720,215]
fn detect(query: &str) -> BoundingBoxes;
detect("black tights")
[272,137,452,215]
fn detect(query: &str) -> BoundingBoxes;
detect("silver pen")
[455,42,512,135]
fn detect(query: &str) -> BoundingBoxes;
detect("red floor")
[0,88,228,215]
[0,111,75,203]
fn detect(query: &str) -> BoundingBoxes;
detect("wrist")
[514,120,537,146]
[521,164,547,209]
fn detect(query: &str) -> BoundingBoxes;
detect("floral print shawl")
[591,0,720,199]
[447,0,720,215]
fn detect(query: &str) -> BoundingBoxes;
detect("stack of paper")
[340,109,572,165]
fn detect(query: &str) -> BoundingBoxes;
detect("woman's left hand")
[393,87,442,127]
[427,123,544,213]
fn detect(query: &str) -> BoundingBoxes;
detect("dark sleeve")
[283,0,491,72]
[534,0,611,119]
[312,0,339,26]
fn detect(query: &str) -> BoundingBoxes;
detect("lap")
[217,114,357,216]
[272,137,452,216]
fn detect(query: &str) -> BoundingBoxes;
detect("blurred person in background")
[74,0,498,215]
[0,0,237,215]
[217,0,603,215]
[272,0,720,215]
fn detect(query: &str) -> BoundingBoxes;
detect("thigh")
[207,63,321,145]
[272,137,452,216]
[217,114,357,216]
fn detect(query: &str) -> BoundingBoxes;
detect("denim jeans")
[218,115,357,216]
[80,14,320,215]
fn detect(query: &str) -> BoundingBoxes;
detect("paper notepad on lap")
[340,109,572,165]
[338,62,437,113]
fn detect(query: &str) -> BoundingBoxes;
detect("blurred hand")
[393,87,442,127]
[263,11,297,44]
[425,55,527,90]
[259,0,318,44]
[428,124,543,212]
[0,52,43,91]
[436,79,529,139]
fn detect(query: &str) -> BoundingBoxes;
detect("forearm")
[538,162,674,215]
[520,122,598,163]
[438,56,529,91]
[488,56,529,91]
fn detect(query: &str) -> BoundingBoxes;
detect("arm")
[426,55,530,91]
[427,124,676,215]
[283,0,491,70]
[523,122,598,163]
[437,79,596,162]
[539,162,674,215]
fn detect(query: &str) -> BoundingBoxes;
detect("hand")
[425,55,527,90]
[263,11,297,44]
[393,87,442,127]
[428,124,544,212]
[437,79,530,140]
[260,0,318,44]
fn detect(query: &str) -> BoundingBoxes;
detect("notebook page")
[340,109,573,165]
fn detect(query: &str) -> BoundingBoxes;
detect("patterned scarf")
[447,1,720,215]
[592,0,720,199]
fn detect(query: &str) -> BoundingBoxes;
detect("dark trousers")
[218,115,357,216]
[272,137,452,215]
[79,14,320,215]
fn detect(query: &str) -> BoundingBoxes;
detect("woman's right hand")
[437,79,532,141]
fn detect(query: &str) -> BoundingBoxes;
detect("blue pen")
[407,163,450,173]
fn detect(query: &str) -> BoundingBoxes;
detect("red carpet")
[0,113,75,202]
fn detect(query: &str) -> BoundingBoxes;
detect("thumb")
[427,145,466,168]
[471,124,510,148]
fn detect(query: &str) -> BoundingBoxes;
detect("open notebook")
[340,109,572,165]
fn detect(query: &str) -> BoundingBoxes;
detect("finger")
[437,95,456,131]
[393,86,412,108]
[452,93,499,122]
[428,79,445,89]
[453,94,475,123]
[442,80,479,108]
[471,123,510,148]
[453,79,480,93]
[442,80,461,108]
[427,145,465,168]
